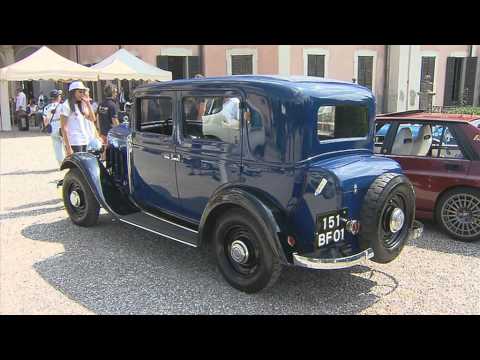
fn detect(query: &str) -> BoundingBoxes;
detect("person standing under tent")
[15,87,27,112]
[15,87,28,130]
[97,84,120,160]
[43,89,64,167]
[84,88,102,153]
[38,92,47,110]
[59,81,97,155]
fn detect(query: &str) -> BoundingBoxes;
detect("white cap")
[68,81,89,92]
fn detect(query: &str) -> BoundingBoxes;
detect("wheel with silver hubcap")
[213,209,282,293]
[63,168,100,227]
[436,187,480,242]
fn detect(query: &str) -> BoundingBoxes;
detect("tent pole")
[0,80,12,131]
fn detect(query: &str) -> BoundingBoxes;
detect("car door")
[385,121,471,213]
[130,92,181,214]
[174,90,243,221]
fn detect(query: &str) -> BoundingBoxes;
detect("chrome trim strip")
[293,248,374,270]
[126,134,134,194]
[143,210,198,233]
[119,218,198,248]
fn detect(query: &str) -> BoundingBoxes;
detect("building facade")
[1,44,479,126]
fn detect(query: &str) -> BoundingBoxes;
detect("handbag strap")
[49,103,59,122]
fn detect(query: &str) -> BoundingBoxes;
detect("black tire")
[213,208,282,293]
[359,172,415,263]
[63,168,100,227]
[435,187,480,242]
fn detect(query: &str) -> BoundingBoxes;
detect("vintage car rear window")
[317,105,369,141]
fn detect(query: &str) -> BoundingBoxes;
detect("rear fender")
[60,153,138,217]
[198,186,291,264]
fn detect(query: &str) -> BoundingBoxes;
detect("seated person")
[220,95,240,126]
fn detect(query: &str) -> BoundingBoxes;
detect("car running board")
[118,211,199,247]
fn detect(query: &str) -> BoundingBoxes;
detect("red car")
[375,110,480,242]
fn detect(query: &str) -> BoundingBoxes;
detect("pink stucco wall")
[290,45,385,89]
[204,45,278,76]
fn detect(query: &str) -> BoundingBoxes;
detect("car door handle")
[445,163,461,171]
[171,154,181,162]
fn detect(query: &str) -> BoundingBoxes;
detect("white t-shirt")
[43,102,62,134]
[91,101,98,113]
[59,101,92,146]
[221,97,240,125]
[16,92,26,111]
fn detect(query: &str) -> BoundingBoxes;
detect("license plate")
[316,209,348,248]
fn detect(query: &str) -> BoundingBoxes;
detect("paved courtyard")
[1,130,479,314]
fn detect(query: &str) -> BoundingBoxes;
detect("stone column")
[0,80,12,131]
[278,45,291,76]
[0,45,15,131]
[385,45,421,112]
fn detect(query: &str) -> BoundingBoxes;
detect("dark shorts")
[71,145,87,153]
[99,122,112,136]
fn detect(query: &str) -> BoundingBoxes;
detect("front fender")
[60,153,137,217]
[198,187,290,264]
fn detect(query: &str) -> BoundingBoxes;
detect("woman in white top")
[43,89,64,166]
[60,81,97,155]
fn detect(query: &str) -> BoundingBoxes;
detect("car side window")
[391,123,432,157]
[389,122,465,159]
[374,122,391,154]
[244,92,286,162]
[182,94,240,144]
[438,127,465,159]
[137,97,173,136]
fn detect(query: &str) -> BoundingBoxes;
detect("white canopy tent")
[91,48,172,81]
[0,46,99,131]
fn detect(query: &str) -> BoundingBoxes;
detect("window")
[374,122,391,154]
[231,55,253,75]
[357,56,374,90]
[307,54,325,77]
[438,127,464,159]
[245,93,272,160]
[419,56,436,110]
[391,123,464,159]
[156,55,200,79]
[182,94,240,144]
[316,105,369,141]
[137,97,173,135]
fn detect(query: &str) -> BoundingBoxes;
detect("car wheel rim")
[441,193,480,238]
[381,193,407,249]
[68,182,86,217]
[224,225,259,277]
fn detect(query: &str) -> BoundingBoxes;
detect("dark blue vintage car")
[60,75,423,293]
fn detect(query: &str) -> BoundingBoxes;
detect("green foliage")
[446,107,480,115]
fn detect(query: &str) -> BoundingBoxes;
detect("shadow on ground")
[6,198,62,211]
[22,216,399,314]
[1,206,65,221]
[0,129,47,139]
[0,168,59,176]
[408,220,480,258]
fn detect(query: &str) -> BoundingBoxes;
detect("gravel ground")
[1,129,479,315]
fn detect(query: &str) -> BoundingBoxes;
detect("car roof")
[136,75,373,98]
[376,111,480,123]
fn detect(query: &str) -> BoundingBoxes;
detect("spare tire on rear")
[358,172,415,263]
